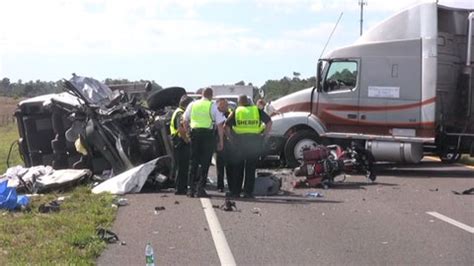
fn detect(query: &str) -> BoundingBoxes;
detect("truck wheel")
[284,130,319,168]
[147,87,186,110]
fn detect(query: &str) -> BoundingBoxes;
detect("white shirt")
[183,98,226,126]
[264,102,276,116]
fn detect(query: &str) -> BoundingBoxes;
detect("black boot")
[195,188,210,198]
[186,186,195,198]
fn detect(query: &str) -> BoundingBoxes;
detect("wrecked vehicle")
[14,75,186,187]
[267,3,474,167]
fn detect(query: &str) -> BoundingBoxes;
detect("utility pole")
[359,0,367,36]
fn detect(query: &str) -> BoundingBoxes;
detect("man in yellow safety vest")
[170,95,193,195]
[183,88,225,198]
[225,95,272,198]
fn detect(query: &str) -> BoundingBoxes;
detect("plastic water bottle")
[145,242,155,266]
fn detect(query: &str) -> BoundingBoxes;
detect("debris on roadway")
[97,227,120,244]
[305,192,324,198]
[452,188,474,195]
[253,172,281,196]
[294,144,375,189]
[220,199,238,212]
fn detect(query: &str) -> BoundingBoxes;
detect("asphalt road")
[97,160,474,265]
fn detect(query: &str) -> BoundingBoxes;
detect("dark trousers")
[230,134,262,195]
[173,140,190,193]
[216,140,233,190]
[188,129,216,192]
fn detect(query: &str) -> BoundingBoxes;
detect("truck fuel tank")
[365,141,423,163]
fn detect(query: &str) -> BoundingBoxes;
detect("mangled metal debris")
[12,74,185,193]
[452,188,474,195]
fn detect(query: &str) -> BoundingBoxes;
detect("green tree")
[260,75,316,101]
[0,77,11,96]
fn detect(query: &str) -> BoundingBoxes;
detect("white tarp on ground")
[92,158,162,195]
[1,165,54,187]
[36,169,91,190]
[0,165,90,192]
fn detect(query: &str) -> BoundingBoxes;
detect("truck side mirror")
[316,61,322,92]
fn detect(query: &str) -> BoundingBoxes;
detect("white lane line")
[426,211,474,234]
[200,198,237,266]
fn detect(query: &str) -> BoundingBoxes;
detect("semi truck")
[267,2,474,167]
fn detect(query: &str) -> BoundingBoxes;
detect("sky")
[0,0,473,91]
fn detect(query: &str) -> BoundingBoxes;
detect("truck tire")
[147,87,186,111]
[284,130,320,168]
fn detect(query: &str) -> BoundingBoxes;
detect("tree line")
[0,78,162,99]
[0,75,316,101]
[260,76,316,101]
[0,78,63,98]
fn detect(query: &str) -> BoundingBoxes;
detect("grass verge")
[1,123,117,264]
[0,186,117,264]
[0,123,23,174]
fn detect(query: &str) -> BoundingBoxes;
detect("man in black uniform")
[225,95,272,198]
[183,88,225,198]
[170,95,193,195]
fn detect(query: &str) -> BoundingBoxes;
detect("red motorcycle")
[293,143,376,189]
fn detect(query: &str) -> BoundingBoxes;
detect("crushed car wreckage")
[12,74,186,192]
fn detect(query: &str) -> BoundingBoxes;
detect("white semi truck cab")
[268,3,474,167]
